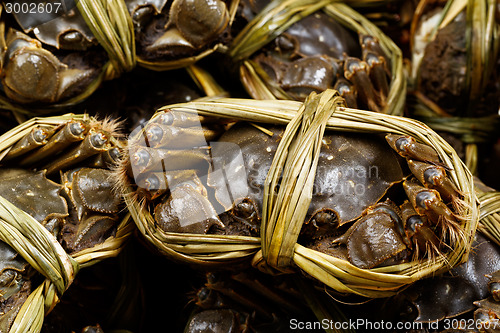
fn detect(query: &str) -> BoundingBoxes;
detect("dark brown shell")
[208,123,404,225]
[0,168,68,224]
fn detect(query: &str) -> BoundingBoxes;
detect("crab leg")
[360,35,391,72]
[344,57,381,112]
[130,147,210,175]
[407,159,461,202]
[333,78,358,108]
[43,130,109,175]
[4,126,55,160]
[386,134,441,164]
[143,122,221,149]
[364,51,390,102]
[19,121,89,166]
[403,179,462,244]
[155,110,219,127]
[400,201,441,257]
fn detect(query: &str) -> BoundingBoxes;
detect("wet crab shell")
[208,123,405,226]
[395,233,500,323]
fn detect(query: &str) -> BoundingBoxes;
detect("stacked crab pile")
[0,0,497,332]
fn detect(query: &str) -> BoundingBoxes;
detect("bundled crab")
[116,89,477,298]
[0,0,133,111]
[227,0,405,115]
[0,114,133,332]
[0,0,234,112]
[408,0,500,174]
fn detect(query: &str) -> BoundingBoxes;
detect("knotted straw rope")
[0,114,134,333]
[127,89,478,298]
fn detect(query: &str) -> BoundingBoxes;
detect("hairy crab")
[120,106,466,270]
[411,3,499,118]
[0,115,127,331]
[0,116,124,254]
[231,0,394,112]
[0,2,108,105]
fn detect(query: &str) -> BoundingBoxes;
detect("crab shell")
[247,9,391,111]
[207,123,404,228]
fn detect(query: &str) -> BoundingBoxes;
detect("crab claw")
[344,57,381,112]
[386,134,442,165]
[407,160,461,203]
[364,51,390,103]
[3,30,96,104]
[130,147,210,175]
[333,77,358,108]
[144,122,221,149]
[360,35,391,72]
[400,201,441,259]
[335,203,408,268]
[403,179,463,244]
